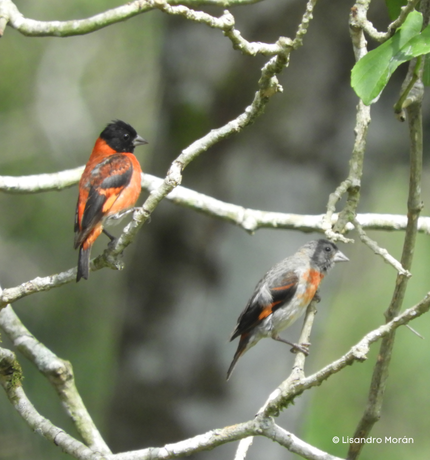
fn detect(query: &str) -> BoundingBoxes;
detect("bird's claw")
[290,342,311,356]
[110,208,136,221]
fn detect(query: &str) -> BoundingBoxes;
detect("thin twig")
[149,1,291,57]
[321,4,372,243]
[292,0,318,49]
[353,218,411,277]
[350,0,419,43]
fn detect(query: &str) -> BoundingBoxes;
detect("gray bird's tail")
[226,334,250,380]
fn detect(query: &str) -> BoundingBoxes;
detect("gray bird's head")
[307,239,349,273]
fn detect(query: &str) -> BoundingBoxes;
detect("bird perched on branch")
[74,120,148,282]
[226,239,348,380]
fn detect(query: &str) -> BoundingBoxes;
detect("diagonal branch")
[0,347,104,460]
[0,302,111,454]
[236,299,319,459]
[261,291,430,418]
[352,218,411,277]
[264,423,343,460]
[0,345,338,460]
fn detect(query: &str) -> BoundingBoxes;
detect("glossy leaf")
[351,11,428,104]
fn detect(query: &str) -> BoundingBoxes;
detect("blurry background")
[0,0,430,459]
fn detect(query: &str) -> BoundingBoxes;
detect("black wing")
[230,272,299,341]
[74,155,133,248]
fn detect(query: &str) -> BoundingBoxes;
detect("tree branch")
[149,1,290,56]
[322,5,371,244]
[260,291,430,418]
[264,423,343,460]
[2,289,429,460]
[292,0,318,49]
[1,165,430,308]
[141,173,430,235]
[352,218,411,277]
[0,302,111,454]
[237,298,319,458]
[0,348,341,460]
[0,14,289,299]
[1,169,430,235]
[103,416,341,460]
[0,347,104,460]
[0,0,262,38]
[349,0,419,44]
[0,166,83,194]
[348,46,425,460]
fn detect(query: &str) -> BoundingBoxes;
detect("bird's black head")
[100,120,148,153]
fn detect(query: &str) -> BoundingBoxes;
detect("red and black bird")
[74,120,148,282]
[226,239,348,380]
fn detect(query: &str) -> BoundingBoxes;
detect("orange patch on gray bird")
[272,282,295,291]
[258,300,282,320]
[298,269,324,303]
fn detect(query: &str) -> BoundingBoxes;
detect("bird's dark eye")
[324,246,332,252]
[123,133,130,140]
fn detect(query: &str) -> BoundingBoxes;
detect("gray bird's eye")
[324,246,332,252]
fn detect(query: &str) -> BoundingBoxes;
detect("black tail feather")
[77,246,91,282]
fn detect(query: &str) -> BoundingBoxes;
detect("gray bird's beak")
[334,251,349,263]
[133,135,148,147]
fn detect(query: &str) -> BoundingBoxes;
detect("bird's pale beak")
[133,135,148,147]
[334,251,349,263]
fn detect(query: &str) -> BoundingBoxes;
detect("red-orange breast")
[74,120,148,282]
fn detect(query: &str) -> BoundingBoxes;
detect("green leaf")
[385,0,408,21]
[403,24,430,55]
[351,11,426,105]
